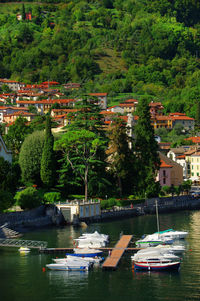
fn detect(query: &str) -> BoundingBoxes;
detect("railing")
[0,239,48,249]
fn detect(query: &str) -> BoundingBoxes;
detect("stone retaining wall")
[0,205,54,230]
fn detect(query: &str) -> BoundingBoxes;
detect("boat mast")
[155,200,160,234]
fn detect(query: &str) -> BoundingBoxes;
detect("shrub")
[100,199,109,209]
[43,192,61,204]
[14,187,41,210]
[0,190,14,212]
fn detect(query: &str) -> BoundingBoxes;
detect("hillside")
[0,1,200,116]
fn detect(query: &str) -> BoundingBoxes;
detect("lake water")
[1,210,200,301]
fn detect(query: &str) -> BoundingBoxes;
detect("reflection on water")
[48,270,89,286]
[2,210,200,301]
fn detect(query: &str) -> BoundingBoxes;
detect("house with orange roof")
[184,147,199,179]
[107,105,124,114]
[118,102,136,114]
[149,102,164,117]
[188,150,200,181]
[169,113,194,130]
[3,111,36,124]
[156,152,183,186]
[167,147,188,178]
[0,134,12,163]
[0,106,29,123]
[151,115,173,129]
[0,79,25,91]
[16,99,75,114]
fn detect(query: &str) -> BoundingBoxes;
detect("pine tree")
[56,97,108,200]
[134,97,160,197]
[40,115,55,188]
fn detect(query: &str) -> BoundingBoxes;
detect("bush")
[14,187,41,210]
[108,198,116,208]
[0,190,14,212]
[43,192,61,204]
[100,199,109,209]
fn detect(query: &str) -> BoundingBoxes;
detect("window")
[163,178,166,184]
[192,173,194,176]
[197,173,199,176]
[163,170,166,177]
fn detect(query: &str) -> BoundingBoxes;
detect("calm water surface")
[1,210,200,301]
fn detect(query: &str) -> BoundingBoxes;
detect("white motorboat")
[80,231,109,242]
[53,255,103,264]
[46,257,92,271]
[46,262,91,271]
[154,244,186,255]
[74,238,106,248]
[135,233,174,248]
[131,251,180,262]
[154,229,188,240]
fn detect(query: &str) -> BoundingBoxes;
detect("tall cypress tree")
[21,4,26,21]
[134,97,160,197]
[40,115,55,188]
[106,117,136,197]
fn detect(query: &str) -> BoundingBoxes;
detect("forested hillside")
[1,0,200,116]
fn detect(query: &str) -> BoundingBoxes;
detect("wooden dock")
[39,246,139,253]
[102,235,133,270]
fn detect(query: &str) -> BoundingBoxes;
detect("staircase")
[0,223,21,238]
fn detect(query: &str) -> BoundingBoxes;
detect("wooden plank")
[102,235,132,269]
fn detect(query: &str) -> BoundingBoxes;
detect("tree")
[14,187,41,210]
[106,117,136,197]
[0,157,19,193]
[195,101,200,130]
[21,4,26,21]
[19,131,45,185]
[40,115,56,188]
[66,97,109,197]
[55,129,106,202]
[5,117,31,157]
[134,97,160,197]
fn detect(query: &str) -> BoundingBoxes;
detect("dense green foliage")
[43,191,61,204]
[106,118,136,196]
[1,1,200,115]
[4,117,32,156]
[0,157,19,211]
[40,116,56,188]
[14,186,41,209]
[19,131,45,185]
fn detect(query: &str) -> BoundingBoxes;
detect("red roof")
[177,155,185,159]
[124,99,138,103]
[89,93,107,97]
[185,137,200,143]
[160,159,172,168]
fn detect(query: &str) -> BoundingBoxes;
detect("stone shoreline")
[0,195,200,234]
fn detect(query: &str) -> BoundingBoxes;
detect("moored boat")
[133,260,181,271]
[46,262,90,271]
[67,248,103,258]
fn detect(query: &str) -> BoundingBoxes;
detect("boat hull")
[133,261,180,271]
